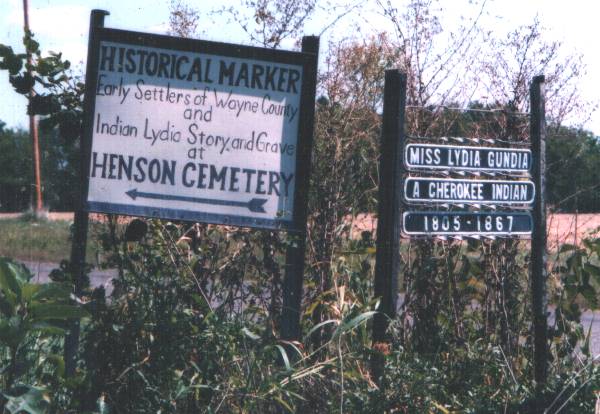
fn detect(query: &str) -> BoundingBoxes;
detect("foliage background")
[0,0,600,413]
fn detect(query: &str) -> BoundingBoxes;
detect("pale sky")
[1,0,598,134]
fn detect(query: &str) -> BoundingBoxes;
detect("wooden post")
[371,70,406,381]
[23,0,43,214]
[64,9,109,377]
[530,75,548,397]
[281,36,319,341]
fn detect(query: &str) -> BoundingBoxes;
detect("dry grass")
[0,215,104,262]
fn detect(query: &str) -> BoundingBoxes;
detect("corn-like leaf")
[0,258,22,300]
[30,321,67,336]
[274,395,294,413]
[303,319,340,342]
[274,344,292,372]
[31,282,72,302]
[332,311,377,341]
[29,304,88,321]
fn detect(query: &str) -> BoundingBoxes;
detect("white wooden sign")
[83,29,317,230]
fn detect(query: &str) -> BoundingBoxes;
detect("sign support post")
[64,9,109,377]
[281,36,319,341]
[75,9,319,359]
[530,75,548,397]
[371,70,406,381]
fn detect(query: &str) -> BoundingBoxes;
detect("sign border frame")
[81,27,318,232]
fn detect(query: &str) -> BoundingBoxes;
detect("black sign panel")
[402,211,532,236]
[404,177,534,205]
[404,143,531,173]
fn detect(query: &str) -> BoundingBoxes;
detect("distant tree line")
[1,116,598,213]
[0,120,78,212]
[546,126,600,212]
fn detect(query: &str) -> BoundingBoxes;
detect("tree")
[0,31,84,212]
[0,125,31,212]
[219,0,317,48]
[481,17,592,127]
[547,126,600,212]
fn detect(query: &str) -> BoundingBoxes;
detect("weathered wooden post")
[530,75,548,398]
[65,9,109,377]
[281,36,320,341]
[371,70,406,381]
[73,10,319,364]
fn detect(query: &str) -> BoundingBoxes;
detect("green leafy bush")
[0,257,87,413]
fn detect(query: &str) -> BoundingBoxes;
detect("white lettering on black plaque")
[404,144,531,173]
[402,211,532,236]
[404,177,534,205]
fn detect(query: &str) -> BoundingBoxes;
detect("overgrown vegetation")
[1,223,600,412]
[1,0,600,412]
[0,217,103,263]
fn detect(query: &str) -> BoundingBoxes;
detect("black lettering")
[264,66,277,90]
[158,53,170,78]
[134,157,147,182]
[161,160,176,185]
[251,64,264,89]
[118,155,133,180]
[229,167,240,192]
[209,165,227,190]
[182,162,196,187]
[100,45,115,71]
[187,58,202,82]
[197,164,208,188]
[287,69,300,93]
[219,61,235,85]
[281,172,294,196]
[91,152,107,178]
[176,56,189,80]
[256,170,267,194]
[268,171,280,195]
[148,159,161,183]
[108,154,118,179]
[125,48,136,73]
[243,168,256,193]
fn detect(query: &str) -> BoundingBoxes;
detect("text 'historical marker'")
[84,29,316,230]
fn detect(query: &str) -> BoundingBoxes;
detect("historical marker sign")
[402,211,532,236]
[404,143,532,173]
[404,177,534,205]
[83,28,317,230]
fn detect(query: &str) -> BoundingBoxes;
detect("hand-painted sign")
[83,28,317,230]
[404,143,531,173]
[404,177,534,205]
[402,211,532,236]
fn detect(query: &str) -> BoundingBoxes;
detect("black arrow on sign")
[125,189,268,213]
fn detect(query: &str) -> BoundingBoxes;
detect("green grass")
[0,216,101,263]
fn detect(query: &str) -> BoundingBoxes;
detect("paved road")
[17,260,600,357]
[21,260,116,295]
